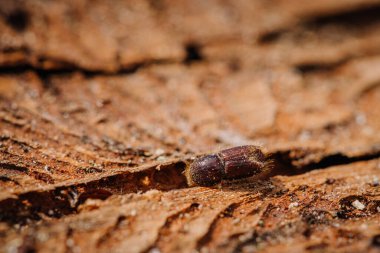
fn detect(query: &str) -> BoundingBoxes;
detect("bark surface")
[1,1,380,252]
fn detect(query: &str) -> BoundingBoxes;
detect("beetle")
[185,145,269,186]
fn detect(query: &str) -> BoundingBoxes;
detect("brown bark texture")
[1,1,380,252]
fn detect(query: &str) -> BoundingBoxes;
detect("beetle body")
[186,145,267,186]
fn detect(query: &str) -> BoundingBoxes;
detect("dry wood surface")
[1,1,380,252]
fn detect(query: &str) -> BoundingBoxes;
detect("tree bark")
[1,1,380,252]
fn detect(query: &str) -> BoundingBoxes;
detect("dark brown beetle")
[185,145,269,186]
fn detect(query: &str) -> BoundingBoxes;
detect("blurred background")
[1,0,380,177]
[1,0,380,155]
